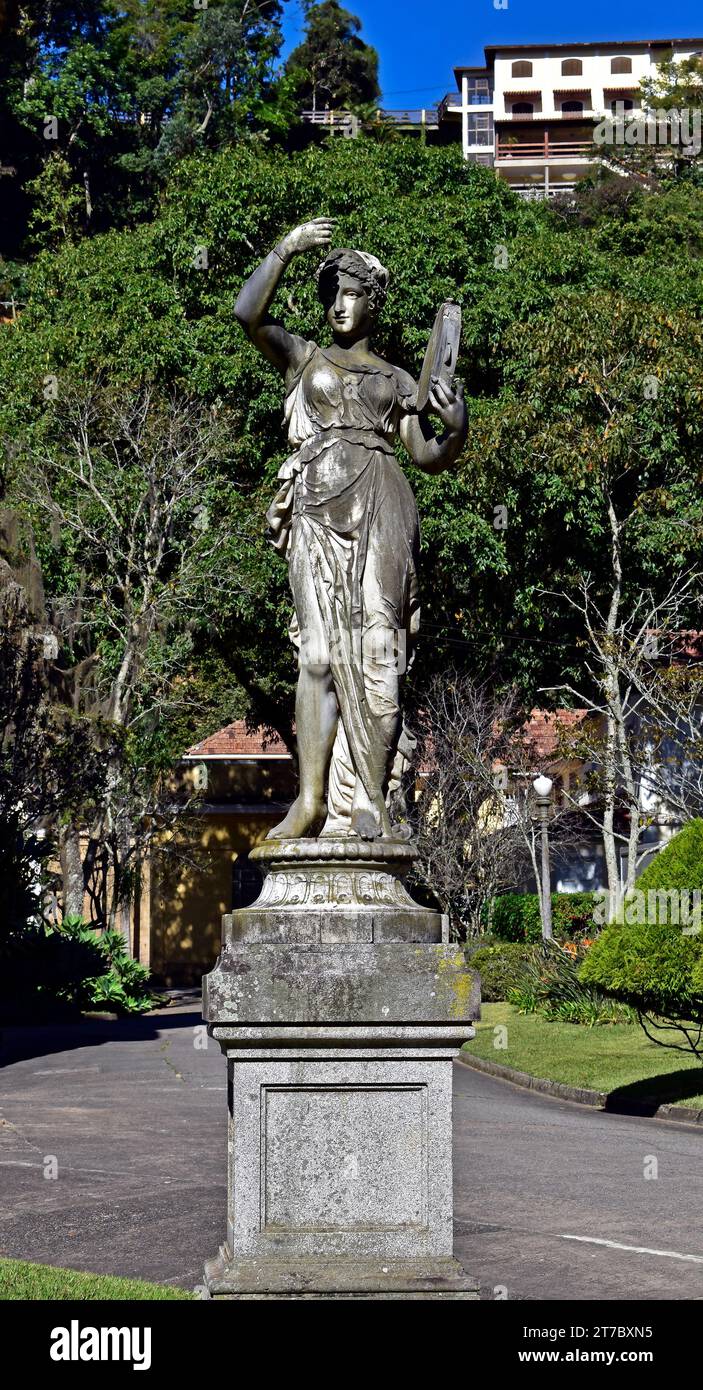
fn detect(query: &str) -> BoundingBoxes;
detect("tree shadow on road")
[605,1068,703,1118]
[0,1005,205,1066]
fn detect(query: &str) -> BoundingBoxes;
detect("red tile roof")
[183,720,291,759]
[518,708,589,760]
[184,709,591,765]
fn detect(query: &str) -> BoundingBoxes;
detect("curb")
[457,1048,703,1127]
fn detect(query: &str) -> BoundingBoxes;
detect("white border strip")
[561,1234,703,1264]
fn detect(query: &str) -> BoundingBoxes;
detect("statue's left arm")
[400,380,468,475]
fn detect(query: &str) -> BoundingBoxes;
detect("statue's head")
[316,248,389,338]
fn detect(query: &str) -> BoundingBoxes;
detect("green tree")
[1,0,291,253]
[7,381,241,939]
[285,0,379,113]
[146,0,290,166]
[0,519,108,935]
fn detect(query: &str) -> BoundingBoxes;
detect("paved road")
[453,1060,703,1301]
[1,1006,702,1300]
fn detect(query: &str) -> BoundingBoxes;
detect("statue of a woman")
[235,218,467,842]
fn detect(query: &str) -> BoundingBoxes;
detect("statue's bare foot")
[351,784,392,840]
[267,794,327,840]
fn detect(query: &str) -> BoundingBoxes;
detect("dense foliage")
[3,139,702,762]
[637,819,703,897]
[0,915,156,1020]
[489,893,598,943]
[467,941,537,1003]
[508,941,634,1027]
[0,0,292,253]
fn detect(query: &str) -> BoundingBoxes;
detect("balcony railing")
[301,110,359,135]
[497,137,594,160]
[376,107,439,127]
[301,107,440,131]
[501,110,602,121]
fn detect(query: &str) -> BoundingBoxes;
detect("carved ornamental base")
[224,835,446,944]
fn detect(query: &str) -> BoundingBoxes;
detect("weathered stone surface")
[202,1022,478,1299]
[203,942,480,1025]
[204,1249,479,1299]
[224,1053,453,1260]
[210,1023,476,1054]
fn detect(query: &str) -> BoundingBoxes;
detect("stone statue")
[235,218,468,841]
[203,220,479,1303]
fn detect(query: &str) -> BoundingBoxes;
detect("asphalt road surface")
[1,1005,702,1300]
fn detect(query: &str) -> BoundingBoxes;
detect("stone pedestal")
[202,839,480,1300]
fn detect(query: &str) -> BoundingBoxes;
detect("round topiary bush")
[579,820,703,1056]
[637,818,703,897]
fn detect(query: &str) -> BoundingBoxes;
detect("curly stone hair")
[316,248,390,317]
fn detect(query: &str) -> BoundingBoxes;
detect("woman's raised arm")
[234,217,335,374]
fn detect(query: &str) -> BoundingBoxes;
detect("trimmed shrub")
[468,941,538,1002]
[489,892,597,943]
[488,894,542,942]
[580,919,703,1022]
[580,823,703,1054]
[636,818,703,897]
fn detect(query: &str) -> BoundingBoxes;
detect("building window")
[231,855,262,911]
[512,60,533,78]
[561,59,583,76]
[561,100,584,113]
[611,56,633,74]
[467,112,494,145]
[467,77,492,104]
[610,97,634,113]
[511,102,534,115]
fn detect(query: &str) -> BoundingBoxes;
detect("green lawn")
[463,1003,703,1109]
[0,1258,194,1301]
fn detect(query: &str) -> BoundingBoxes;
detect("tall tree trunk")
[602,497,624,920]
[615,708,641,895]
[601,705,621,918]
[102,752,133,951]
[117,813,133,952]
[60,822,84,919]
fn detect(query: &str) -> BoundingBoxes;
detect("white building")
[442,37,703,196]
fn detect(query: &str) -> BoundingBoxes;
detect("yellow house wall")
[149,809,279,987]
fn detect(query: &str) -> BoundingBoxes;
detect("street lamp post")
[532,774,554,942]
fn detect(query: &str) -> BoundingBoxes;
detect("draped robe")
[266,343,420,832]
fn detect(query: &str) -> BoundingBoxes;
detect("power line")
[380,83,447,95]
[419,624,584,653]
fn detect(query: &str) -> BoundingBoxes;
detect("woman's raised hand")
[281,217,336,257]
[428,378,467,437]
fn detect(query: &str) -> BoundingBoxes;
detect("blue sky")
[282,1,703,105]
